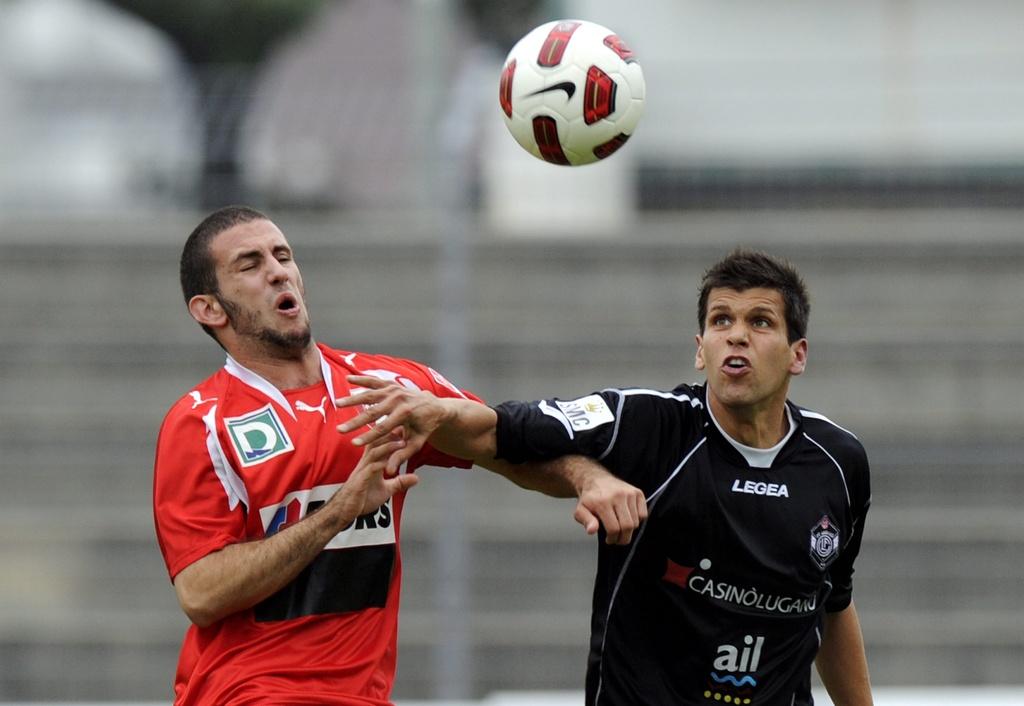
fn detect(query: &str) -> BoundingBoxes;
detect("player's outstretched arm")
[815,601,873,706]
[489,454,648,545]
[337,374,499,471]
[336,377,647,544]
[172,437,417,628]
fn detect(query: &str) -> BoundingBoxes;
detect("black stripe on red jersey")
[254,545,394,622]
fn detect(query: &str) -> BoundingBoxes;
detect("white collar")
[707,400,795,469]
[223,346,338,420]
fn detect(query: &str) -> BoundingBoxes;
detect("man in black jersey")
[338,249,873,706]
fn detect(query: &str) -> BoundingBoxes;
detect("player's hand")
[336,375,451,473]
[572,464,648,545]
[332,432,419,523]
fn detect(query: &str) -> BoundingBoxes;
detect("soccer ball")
[498,19,645,166]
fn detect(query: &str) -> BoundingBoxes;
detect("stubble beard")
[217,294,312,359]
[256,326,312,357]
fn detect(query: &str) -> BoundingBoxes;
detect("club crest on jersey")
[224,404,294,467]
[810,514,841,569]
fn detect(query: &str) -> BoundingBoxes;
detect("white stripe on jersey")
[803,433,851,508]
[611,387,704,406]
[201,405,249,510]
[593,436,708,705]
[224,348,339,417]
[319,352,340,410]
[224,355,296,419]
[800,409,858,440]
[597,388,703,461]
[598,394,626,460]
[539,400,576,439]
[646,437,708,505]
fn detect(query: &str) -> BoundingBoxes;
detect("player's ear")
[694,334,706,371]
[188,294,228,329]
[789,338,808,376]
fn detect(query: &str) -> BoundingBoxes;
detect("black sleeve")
[493,390,624,464]
[494,385,706,496]
[824,446,872,612]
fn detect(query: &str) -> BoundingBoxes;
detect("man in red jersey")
[153,206,647,705]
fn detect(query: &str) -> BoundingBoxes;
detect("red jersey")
[153,343,478,705]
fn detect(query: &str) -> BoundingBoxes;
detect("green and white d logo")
[225,404,294,467]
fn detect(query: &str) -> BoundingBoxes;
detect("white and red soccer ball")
[499,19,645,166]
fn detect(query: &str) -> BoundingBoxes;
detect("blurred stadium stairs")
[1,209,1022,699]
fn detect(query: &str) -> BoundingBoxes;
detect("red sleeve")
[152,400,247,580]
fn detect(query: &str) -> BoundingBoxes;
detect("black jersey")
[494,382,871,706]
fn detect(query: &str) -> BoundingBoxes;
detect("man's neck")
[229,342,322,390]
[708,393,790,449]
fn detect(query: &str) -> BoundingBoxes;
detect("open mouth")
[275,292,299,313]
[724,356,749,371]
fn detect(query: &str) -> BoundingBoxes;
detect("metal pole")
[413,0,472,698]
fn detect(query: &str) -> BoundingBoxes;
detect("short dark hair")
[180,205,268,340]
[698,248,810,342]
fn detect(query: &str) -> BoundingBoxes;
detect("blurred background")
[1,0,1022,702]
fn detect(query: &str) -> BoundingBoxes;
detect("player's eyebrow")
[230,249,263,265]
[707,303,781,321]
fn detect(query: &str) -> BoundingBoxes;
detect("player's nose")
[727,322,750,346]
[266,256,291,283]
